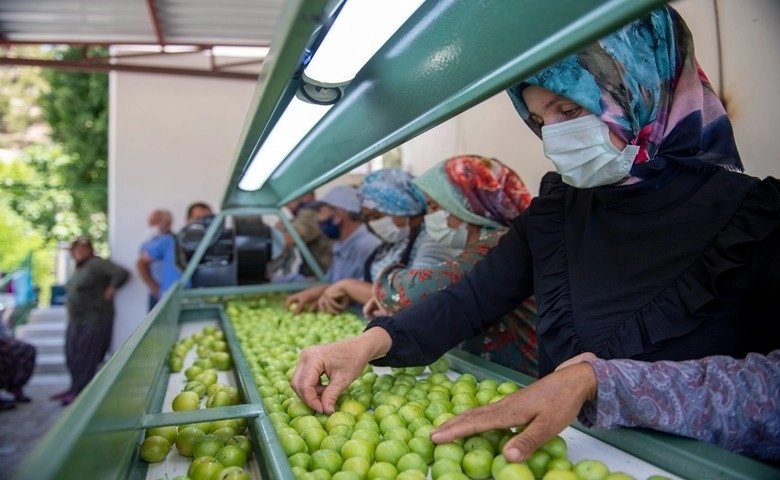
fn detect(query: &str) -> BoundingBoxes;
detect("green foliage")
[0,46,108,306]
[39,46,109,217]
[1,145,100,243]
[0,48,51,144]
[0,196,55,306]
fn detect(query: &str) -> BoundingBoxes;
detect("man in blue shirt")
[136,209,181,311]
[285,185,381,313]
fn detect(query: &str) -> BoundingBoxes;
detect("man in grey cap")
[286,185,381,313]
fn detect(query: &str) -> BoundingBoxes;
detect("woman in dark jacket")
[51,236,129,406]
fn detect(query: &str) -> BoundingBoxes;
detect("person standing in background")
[51,236,129,406]
[272,191,335,283]
[136,209,180,311]
[175,202,215,271]
[185,202,214,224]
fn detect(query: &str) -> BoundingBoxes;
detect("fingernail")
[506,448,524,462]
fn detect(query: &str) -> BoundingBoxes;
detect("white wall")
[108,0,779,350]
[108,70,256,351]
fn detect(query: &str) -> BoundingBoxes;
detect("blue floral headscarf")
[507,5,741,175]
[359,168,426,216]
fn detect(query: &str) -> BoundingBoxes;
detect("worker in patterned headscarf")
[290,4,780,462]
[363,155,538,376]
[290,168,459,314]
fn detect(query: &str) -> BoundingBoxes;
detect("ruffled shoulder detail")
[603,176,780,359]
[530,173,780,372]
[525,174,584,368]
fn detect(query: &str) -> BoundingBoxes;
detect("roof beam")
[0,56,258,81]
[145,0,166,46]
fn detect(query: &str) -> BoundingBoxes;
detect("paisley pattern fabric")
[375,228,538,376]
[580,350,780,460]
[507,5,741,176]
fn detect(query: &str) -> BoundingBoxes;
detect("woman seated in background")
[0,319,36,410]
[363,155,538,376]
[286,168,459,314]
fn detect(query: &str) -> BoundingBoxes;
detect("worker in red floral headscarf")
[364,155,538,376]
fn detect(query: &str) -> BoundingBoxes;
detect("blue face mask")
[319,216,342,239]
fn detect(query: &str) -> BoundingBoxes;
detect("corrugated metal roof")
[0,0,284,47]
[0,0,288,79]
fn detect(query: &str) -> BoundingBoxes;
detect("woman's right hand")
[291,328,393,414]
[285,285,327,314]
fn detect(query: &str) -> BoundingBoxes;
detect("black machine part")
[177,214,273,287]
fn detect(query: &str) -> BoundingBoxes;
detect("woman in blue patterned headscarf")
[507,6,740,180]
[358,168,427,217]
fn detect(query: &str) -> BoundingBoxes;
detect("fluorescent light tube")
[238,98,333,191]
[303,0,425,86]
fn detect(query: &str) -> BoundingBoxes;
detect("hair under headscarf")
[506,5,741,176]
[413,155,532,228]
[359,168,427,216]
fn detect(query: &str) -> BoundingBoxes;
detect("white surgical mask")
[542,114,640,188]
[368,216,409,243]
[147,226,161,238]
[424,210,468,249]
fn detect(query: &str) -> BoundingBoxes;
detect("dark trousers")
[65,319,113,394]
[0,338,36,392]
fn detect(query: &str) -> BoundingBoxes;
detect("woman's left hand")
[555,352,598,371]
[317,282,350,314]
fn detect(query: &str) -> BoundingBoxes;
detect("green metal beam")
[222,0,668,208]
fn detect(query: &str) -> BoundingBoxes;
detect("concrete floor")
[0,376,70,480]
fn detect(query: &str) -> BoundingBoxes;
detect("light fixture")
[295,79,343,105]
[239,0,426,191]
[238,98,333,191]
[303,0,426,86]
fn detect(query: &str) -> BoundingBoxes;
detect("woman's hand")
[103,286,117,301]
[430,362,598,462]
[317,281,351,314]
[362,295,391,319]
[555,352,598,371]
[291,328,393,414]
[285,284,328,314]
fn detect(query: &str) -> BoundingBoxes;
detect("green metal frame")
[15,0,780,478]
[17,287,778,479]
[222,0,670,208]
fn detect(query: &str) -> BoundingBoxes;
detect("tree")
[2,145,92,242]
[0,170,55,305]
[39,46,109,219]
[0,46,51,146]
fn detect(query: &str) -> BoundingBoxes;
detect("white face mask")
[424,210,468,249]
[147,226,162,238]
[542,114,640,188]
[368,216,409,243]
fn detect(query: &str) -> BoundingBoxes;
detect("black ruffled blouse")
[368,166,780,376]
